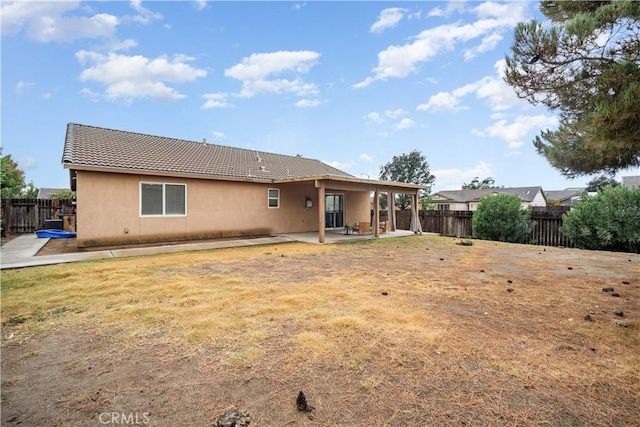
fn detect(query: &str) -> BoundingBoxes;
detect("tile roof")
[62,123,353,181]
[544,188,585,202]
[433,187,543,203]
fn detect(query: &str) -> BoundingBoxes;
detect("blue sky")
[2,0,638,193]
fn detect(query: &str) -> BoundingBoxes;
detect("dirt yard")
[2,235,639,426]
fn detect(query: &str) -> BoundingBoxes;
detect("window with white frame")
[268,188,280,208]
[140,183,186,216]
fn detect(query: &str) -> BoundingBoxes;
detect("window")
[140,183,186,216]
[268,188,280,208]
[437,203,450,211]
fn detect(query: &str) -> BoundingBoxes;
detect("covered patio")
[276,175,428,243]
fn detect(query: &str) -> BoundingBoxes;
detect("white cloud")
[428,2,467,18]
[194,1,208,11]
[433,161,494,191]
[395,118,415,130]
[364,112,385,124]
[18,157,37,171]
[472,114,558,150]
[385,108,407,119]
[211,131,226,141]
[225,51,319,81]
[417,91,465,112]
[77,51,207,102]
[109,38,138,52]
[80,87,101,102]
[295,99,321,108]
[418,59,526,114]
[15,80,34,93]
[128,0,163,25]
[360,153,373,163]
[202,93,232,109]
[464,33,503,61]
[224,50,320,98]
[42,92,52,99]
[292,3,306,11]
[370,8,407,33]
[1,1,120,42]
[355,1,526,87]
[323,160,355,171]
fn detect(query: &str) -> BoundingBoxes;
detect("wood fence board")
[1,199,76,235]
[394,209,574,248]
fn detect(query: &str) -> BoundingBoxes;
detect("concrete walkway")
[0,230,416,270]
[0,234,295,270]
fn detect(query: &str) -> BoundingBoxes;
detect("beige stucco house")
[432,187,547,211]
[62,123,426,248]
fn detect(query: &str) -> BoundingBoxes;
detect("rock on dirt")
[216,407,251,427]
[583,314,593,322]
[602,287,614,293]
[613,310,624,317]
[613,320,629,328]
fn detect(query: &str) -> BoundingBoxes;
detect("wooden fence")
[1,199,75,235]
[394,208,574,247]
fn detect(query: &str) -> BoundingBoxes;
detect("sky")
[2,0,639,193]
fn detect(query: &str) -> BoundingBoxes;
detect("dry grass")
[2,235,639,426]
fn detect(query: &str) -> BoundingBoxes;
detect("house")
[622,176,640,188]
[62,123,426,247]
[544,188,585,206]
[37,187,74,199]
[431,187,547,211]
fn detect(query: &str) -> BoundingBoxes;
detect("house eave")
[274,175,429,193]
[63,163,282,184]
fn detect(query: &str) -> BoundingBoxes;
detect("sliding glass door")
[325,194,344,229]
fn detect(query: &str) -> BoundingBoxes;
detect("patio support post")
[318,182,326,243]
[374,188,380,238]
[389,191,396,231]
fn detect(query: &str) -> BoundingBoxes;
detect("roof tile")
[62,123,353,181]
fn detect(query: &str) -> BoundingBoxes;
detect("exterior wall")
[530,190,547,207]
[75,171,371,247]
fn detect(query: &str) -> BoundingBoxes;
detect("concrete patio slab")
[1,230,416,270]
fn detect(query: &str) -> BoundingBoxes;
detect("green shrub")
[562,186,640,253]
[472,194,532,243]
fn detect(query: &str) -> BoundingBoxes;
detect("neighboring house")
[544,188,586,206]
[62,123,426,247]
[622,176,640,188]
[431,187,547,211]
[37,187,73,199]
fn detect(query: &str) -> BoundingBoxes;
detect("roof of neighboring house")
[433,187,544,203]
[62,123,353,182]
[544,187,585,202]
[37,187,72,199]
[622,175,640,188]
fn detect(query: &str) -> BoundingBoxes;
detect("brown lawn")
[1,235,639,426]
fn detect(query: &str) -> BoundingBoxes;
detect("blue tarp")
[36,229,76,239]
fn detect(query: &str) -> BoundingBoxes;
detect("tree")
[379,150,436,210]
[504,1,640,177]
[585,174,620,192]
[0,148,26,198]
[472,194,532,243]
[562,186,640,253]
[24,182,39,199]
[462,177,499,190]
[50,189,75,200]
